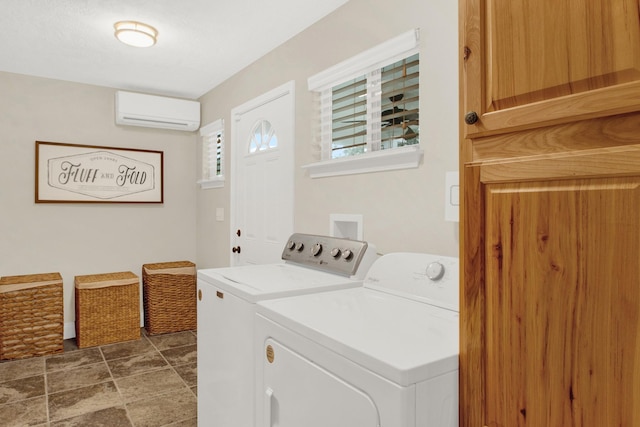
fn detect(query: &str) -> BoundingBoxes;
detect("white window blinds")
[309,29,420,161]
[198,119,224,189]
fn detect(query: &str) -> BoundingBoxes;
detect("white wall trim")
[197,178,225,189]
[64,322,76,339]
[307,28,420,92]
[302,145,423,178]
[200,118,223,136]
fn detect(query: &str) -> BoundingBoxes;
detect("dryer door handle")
[265,387,274,426]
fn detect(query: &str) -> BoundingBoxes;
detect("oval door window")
[248,119,278,154]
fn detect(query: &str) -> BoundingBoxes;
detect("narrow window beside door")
[198,119,225,189]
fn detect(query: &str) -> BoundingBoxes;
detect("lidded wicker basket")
[142,261,196,335]
[75,271,140,348]
[0,272,64,360]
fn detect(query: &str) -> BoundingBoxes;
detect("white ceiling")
[0,0,349,99]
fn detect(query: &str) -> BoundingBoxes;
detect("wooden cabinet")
[461,0,640,139]
[459,1,640,426]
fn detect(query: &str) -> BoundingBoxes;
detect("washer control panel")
[363,253,459,312]
[282,233,371,277]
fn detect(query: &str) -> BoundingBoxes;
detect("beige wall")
[0,72,197,334]
[196,0,459,267]
[0,0,458,334]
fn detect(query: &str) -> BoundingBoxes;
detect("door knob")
[232,246,241,253]
[464,111,479,125]
[236,229,241,237]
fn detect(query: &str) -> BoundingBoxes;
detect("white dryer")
[254,252,459,427]
[197,233,377,427]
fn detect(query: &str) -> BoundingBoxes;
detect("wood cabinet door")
[461,147,640,427]
[460,0,640,139]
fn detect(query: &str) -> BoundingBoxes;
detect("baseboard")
[64,322,76,339]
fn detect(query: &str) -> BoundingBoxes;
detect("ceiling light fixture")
[114,21,158,48]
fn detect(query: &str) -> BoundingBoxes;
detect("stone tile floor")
[0,329,197,426]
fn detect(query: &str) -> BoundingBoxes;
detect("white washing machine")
[254,252,459,427]
[197,233,377,427]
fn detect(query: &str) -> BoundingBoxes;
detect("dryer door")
[261,339,380,427]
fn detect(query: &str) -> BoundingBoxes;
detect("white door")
[231,81,295,265]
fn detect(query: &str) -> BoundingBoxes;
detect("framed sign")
[35,141,164,203]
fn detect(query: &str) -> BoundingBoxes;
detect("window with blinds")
[305,29,423,177]
[331,75,368,157]
[380,53,419,150]
[324,52,419,159]
[203,132,222,177]
[198,119,225,189]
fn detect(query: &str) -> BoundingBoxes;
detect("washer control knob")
[330,248,341,258]
[426,262,445,281]
[311,243,323,256]
[295,242,304,252]
[287,240,296,250]
[341,249,353,261]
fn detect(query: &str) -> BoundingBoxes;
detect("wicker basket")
[142,261,196,335]
[0,272,64,360]
[75,271,140,348]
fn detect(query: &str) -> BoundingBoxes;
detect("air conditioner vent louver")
[121,116,191,127]
[115,91,200,132]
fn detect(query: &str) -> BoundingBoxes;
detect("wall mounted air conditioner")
[115,91,200,131]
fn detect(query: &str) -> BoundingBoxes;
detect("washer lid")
[363,252,459,312]
[197,264,362,302]
[257,287,459,386]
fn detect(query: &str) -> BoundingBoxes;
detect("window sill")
[198,178,225,189]
[301,145,423,178]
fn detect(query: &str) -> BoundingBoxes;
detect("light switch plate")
[445,171,459,222]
